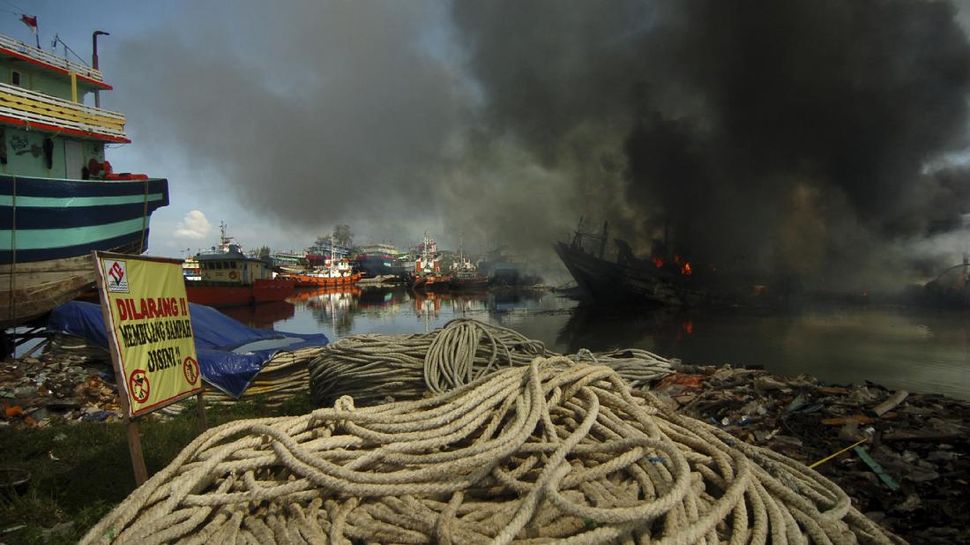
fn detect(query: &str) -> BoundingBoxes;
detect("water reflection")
[219,300,295,329]
[248,287,970,399]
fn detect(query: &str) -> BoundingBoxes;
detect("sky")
[4,0,970,288]
[0,1,476,258]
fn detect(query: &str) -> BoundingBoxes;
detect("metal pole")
[92,30,109,108]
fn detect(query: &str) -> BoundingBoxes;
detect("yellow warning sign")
[94,252,201,417]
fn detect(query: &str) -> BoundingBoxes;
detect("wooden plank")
[0,83,123,117]
[821,415,878,426]
[196,390,208,434]
[867,390,909,418]
[0,102,126,136]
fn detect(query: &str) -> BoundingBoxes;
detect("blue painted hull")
[1,174,169,327]
[0,175,169,263]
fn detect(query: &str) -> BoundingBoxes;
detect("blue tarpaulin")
[48,301,328,398]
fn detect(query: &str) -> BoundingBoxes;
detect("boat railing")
[0,34,105,82]
[0,81,127,140]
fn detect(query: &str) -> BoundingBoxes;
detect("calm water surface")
[220,286,970,400]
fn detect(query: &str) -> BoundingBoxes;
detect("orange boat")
[285,271,362,288]
[281,235,361,288]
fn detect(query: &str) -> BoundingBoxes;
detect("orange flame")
[682,262,692,276]
[652,256,665,268]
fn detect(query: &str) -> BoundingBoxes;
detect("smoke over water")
[118,1,970,289]
[455,0,970,289]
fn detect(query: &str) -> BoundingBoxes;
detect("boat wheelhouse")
[0,31,169,329]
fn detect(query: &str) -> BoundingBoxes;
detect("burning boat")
[555,219,774,307]
[0,31,168,329]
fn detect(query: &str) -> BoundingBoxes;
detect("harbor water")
[221,286,970,401]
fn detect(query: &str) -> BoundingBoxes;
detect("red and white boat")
[409,234,450,291]
[281,236,362,288]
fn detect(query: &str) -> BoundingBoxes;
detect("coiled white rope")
[80,358,901,545]
[310,318,675,406]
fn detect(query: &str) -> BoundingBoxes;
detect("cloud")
[173,210,212,240]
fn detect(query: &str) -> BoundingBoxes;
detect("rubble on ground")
[650,364,970,545]
[0,335,121,428]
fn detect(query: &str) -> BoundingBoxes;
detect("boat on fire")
[0,31,168,329]
[185,224,295,307]
[554,219,774,308]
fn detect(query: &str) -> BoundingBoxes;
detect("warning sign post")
[93,252,207,485]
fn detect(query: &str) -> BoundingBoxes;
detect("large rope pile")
[80,358,900,544]
[309,318,674,406]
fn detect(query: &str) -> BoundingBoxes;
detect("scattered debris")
[653,364,970,545]
[0,335,121,428]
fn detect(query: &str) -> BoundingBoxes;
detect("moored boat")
[449,248,489,291]
[280,236,361,288]
[352,242,408,278]
[185,223,295,307]
[0,31,168,328]
[408,233,451,291]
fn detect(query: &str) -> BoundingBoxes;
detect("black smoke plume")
[454,0,970,289]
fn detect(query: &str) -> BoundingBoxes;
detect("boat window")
[11,71,21,86]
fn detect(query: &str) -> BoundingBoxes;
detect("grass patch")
[0,394,313,544]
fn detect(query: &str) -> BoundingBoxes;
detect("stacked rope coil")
[161,346,327,416]
[310,318,675,406]
[80,358,900,544]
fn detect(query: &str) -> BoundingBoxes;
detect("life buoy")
[229,271,238,280]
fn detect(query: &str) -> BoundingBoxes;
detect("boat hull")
[554,242,697,307]
[1,175,169,327]
[282,272,362,288]
[450,275,490,291]
[185,278,296,308]
[409,274,451,291]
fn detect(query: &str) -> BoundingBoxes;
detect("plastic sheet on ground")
[47,301,328,398]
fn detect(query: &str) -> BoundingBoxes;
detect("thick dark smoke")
[454,0,970,289]
[112,1,970,288]
[112,2,468,247]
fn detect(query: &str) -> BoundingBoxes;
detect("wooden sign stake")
[91,251,207,488]
[124,415,149,485]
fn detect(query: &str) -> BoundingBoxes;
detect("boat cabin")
[0,33,132,181]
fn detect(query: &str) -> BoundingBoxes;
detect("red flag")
[20,15,37,34]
